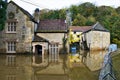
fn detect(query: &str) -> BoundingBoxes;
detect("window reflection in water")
[6,55,16,66]
[7,74,16,80]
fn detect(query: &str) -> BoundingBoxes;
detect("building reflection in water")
[6,74,16,80]
[0,54,69,80]
[81,50,107,71]
[0,50,107,80]
[32,54,69,80]
[6,55,16,66]
[6,55,16,80]
[0,54,33,80]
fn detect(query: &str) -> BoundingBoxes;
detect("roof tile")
[70,26,92,32]
[37,19,67,32]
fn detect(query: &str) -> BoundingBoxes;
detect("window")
[7,22,16,33]
[21,26,26,40]
[7,42,16,53]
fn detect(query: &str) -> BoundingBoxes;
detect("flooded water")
[80,50,107,71]
[0,50,107,80]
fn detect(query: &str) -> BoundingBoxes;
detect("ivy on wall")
[0,0,7,31]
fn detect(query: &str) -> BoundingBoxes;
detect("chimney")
[33,8,40,23]
[66,9,72,27]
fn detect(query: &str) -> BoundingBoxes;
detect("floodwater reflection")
[81,50,107,71]
[0,50,107,80]
[0,54,69,80]
[0,55,32,80]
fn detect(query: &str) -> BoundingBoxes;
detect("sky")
[8,0,120,14]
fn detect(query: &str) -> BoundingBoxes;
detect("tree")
[116,7,120,14]
[78,2,96,17]
[86,16,96,25]
[0,0,7,30]
[70,5,78,20]
[72,14,86,26]
[59,9,66,19]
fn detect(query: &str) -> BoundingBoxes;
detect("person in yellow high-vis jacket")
[68,29,81,44]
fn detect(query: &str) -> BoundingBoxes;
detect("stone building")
[0,1,36,53]
[32,19,68,63]
[0,1,110,54]
[82,22,110,50]
[69,22,110,51]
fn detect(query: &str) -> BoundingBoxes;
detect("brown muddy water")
[0,51,107,80]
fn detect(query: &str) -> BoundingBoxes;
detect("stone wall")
[0,3,34,53]
[37,33,69,53]
[37,33,65,48]
[86,31,110,50]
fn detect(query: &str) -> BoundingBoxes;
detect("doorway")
[35,45,42,63]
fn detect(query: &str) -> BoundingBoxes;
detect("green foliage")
[0,0,7,31]
[116,7,120,14]
[40,9,66,20]
[78,2,96,17]
[86,16,96,26]
[72,14,86,26]
[112,38,120,47]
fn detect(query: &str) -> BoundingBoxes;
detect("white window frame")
[7,22,17,33]
[6,42,16,53]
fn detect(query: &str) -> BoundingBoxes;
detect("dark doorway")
[35,45,42,55]
[35,45,42,64]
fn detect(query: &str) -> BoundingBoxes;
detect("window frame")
[6,42,16,53]
[6,22,17,33]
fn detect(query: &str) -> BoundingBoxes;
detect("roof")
[36,19,67,33]
[71,22,109,34]
[32,35,49,42]
[8,1,37,23]
[92,22,109,31]
[70,26,92,32]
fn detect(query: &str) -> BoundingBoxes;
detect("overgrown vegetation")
[112,50,120,80]
[40,2,120,47]
[0,0,7,30]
